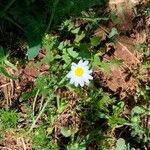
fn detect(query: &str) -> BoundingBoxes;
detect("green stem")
[27,93,54,133]
[0,0,16,17]
[32,89,40,116]
[27,74,66,133]
[56,96,60,112]
[58,75,67,86]
[45,0,59,33]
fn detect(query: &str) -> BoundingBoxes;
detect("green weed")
[0,2,149,149]
[0,109,18,129]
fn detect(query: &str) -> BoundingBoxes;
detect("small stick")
[21,137,27,150]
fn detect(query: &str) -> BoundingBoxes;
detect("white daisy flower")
[67,60,93,87]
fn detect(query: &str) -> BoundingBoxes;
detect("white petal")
[85,80,90,85]
[82,76,90,85]
[74,81,79,87]
[83,60,89,66]
[87,74,93,80]
[67,72,72,78]
[81,65,89,71]
[67,59,93,87]
[71,63,77,68]
[83,69,90,74]
[83,76,90,83]
[70,78,75,84]
[79,80,84,87]
[71,65,76,70]
[67,72,71,78]
[88,69,92,74]
[72,62,77,66]
[83,70,92,78]
[78,60,83,65]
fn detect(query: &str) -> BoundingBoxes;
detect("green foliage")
[27,44,41,60]
[108,102,127,128]
[116,138,136,150]
[146,7,150,16]
[0,0,107,59]
[67,140,86,150]
[90,36,101,47]
[0,2,149,149]
[98,94,116,113]
[92,54,122,73]
[136,85,150,102]
[135,43,150,57]
[23,18,127,149]
[116,138,128,150]
[33,127,47,147]
[61,127,72,137]
[0,46,17,79]
[0,109,18,129]
[108,27,119,39]
[127,106,150,142]
[32,127,58,150]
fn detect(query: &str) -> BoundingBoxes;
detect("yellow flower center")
[75,67,84,77]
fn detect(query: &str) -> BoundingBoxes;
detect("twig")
[118,41,140,63]
[95,25,140,65]
[21,137,27,150]
[0,82,11,88]
[0,146,12,150]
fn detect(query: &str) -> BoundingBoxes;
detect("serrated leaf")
[68,22,74,31]
[42,51,54,64]
[108,27,118,39]
[47,127,54,135]
[58,41,65,50]
[61,127,72,137]
[99,62,111,73]
[27,43,41,60]
[92,54,101,67]
[71,27,80,34]
[113,101,125,115]
[109,115,126,128]
[110,59,123,66]
[67,47,78,58]
[62,49,71,65]
[74,32,85,43]
[92,55,110,73]
[116,138,127,150]
[90,36,101,47]
[131,106,149,116]
[78,43,91,59]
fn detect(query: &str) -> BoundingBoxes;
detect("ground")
[0,0,150,150]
